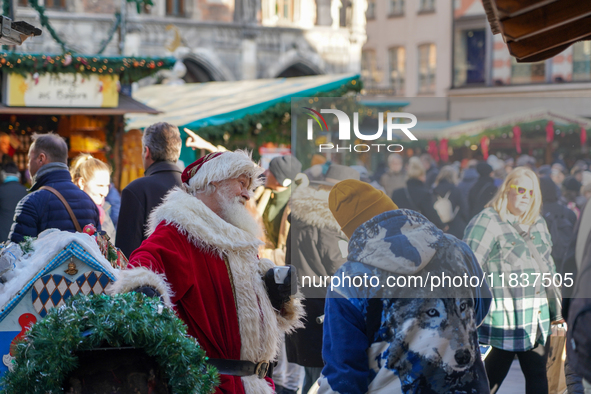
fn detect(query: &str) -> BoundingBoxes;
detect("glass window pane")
[389,47,405,94]
[511,58,545,84]
[419,44,436,93]
[573,41,591,81]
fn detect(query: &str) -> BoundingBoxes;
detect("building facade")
[14,0,367,81]
[361,0,452,97]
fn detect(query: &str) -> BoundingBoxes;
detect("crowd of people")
[2,123,591,394]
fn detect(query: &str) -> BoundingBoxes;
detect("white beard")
[218,188,262,238]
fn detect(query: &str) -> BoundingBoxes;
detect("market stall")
[126,74,362,166]
[0,51,174,189]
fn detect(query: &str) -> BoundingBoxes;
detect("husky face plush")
[385,297,477,376]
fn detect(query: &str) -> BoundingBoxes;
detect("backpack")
[433,191,459,224]
[544,208,574,265]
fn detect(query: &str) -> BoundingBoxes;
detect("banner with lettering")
[2,73,119,108]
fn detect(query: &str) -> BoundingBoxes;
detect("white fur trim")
[146,189,304,394]
[291,185,343,233]
[187,150,263,192]
[106,266,174,308]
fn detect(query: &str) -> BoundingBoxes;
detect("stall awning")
[125,74,360,130]
[0,94,160,115]
[440,108,591,140]
[483,0,591,62]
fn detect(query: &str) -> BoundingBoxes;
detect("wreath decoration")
[1,292,219,394]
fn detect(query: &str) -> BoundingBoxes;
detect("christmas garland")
[0,51,175,83]
[1,293,219,394]
[192,78,363,152]
[2,0,154,53]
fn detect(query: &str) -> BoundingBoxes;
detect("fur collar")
[290,185,342,233]
[146,187,263,256]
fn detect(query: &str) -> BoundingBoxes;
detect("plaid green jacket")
[464,207,560,351]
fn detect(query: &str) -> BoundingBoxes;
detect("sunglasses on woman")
[510,184,533,196]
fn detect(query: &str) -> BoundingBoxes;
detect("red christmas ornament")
[481,136,490,160]
[513,125,522,154]
[428,140,440,162]
[546,120,555,143]
[581,127,587,146]
[83,224,96,236]
[439,139,449,163]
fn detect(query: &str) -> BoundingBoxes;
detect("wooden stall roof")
[0,94,160,115]
[482,0,591,62]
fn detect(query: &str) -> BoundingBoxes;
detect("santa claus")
[108,150,304,394]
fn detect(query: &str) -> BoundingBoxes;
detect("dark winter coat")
[540,176,577,265]
[467,175,497,220]
[391,178,445,229]
[457,168,478,198]
[0,178,27,241]
[8,169,100,243]
[115,161,182,258]
[433,179,468,239]
[285,184,348,368]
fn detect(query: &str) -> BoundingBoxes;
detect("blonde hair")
[70,153,112,185]
[487,166,541,226]
[407,156,426,180]
[435,165,458,186]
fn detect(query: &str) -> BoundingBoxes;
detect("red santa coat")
[113,188,304,394]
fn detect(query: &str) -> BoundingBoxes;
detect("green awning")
[125,74,360,131]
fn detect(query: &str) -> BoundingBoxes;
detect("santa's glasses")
[510,184,533,197]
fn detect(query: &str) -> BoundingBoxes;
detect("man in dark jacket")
[286,165,359,394]
[0,162,27,241]
[539,176,577,265]
[467,162,497,220]
[392,157,445,229]
[8,133,100,243]
[115,122,182,258]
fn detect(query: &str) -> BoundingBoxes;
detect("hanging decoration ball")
[63,54,72,66]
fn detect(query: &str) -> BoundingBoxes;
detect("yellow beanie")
[329,179,398,239]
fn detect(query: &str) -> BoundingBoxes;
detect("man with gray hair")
[115,122,182,257]
[8,133,100,242]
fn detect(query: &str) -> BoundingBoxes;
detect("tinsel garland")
[1,292,219,394]
[0,51,175,83]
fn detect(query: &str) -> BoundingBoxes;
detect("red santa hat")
[182,150,263,192]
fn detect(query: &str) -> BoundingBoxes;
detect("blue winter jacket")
[9,169,101,243]
[317,209,492,394]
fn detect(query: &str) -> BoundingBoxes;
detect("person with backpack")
[539,176,577,265]
[433,165,467,239]
[391,157,445,230]
[317,179,491,394]
[464,167,562,394]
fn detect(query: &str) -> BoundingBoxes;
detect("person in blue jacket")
[317,179,491,394]
[8,133,100,243]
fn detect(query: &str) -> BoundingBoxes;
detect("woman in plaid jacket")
[464,167,562,394]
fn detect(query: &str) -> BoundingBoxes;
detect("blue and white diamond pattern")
[31,272,112,317]
[32,275,73,317]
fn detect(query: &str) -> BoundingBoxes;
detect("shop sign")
[2,73,119,108]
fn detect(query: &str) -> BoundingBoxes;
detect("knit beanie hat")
[476,162,493,177]
[269,155,302,187]
[329,179,398,239]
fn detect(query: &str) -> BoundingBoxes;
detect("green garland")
[189,78,363,160]
[0,51,175,83]
[2,293,219,394]
[2,0,154,54]
[96,13,122,55]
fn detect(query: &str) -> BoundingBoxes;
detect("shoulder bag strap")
[39,186,83,232]
[510,221,562,315]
